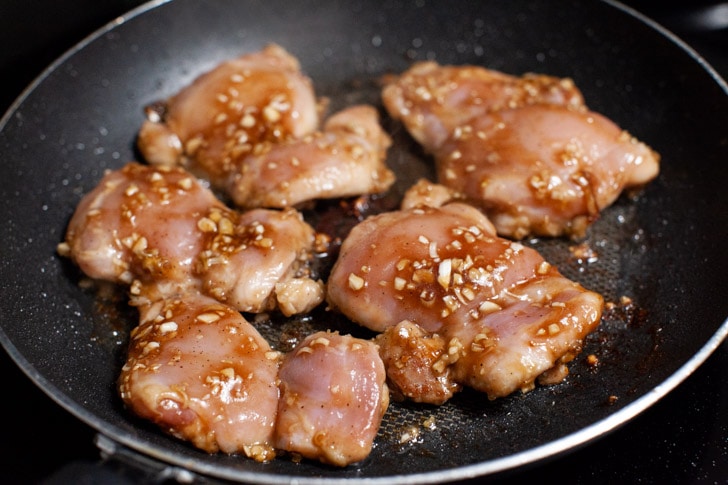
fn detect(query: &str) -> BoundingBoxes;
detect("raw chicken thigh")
[382,61,584,150]
[119,290,280,460]
[327,202,603,399]
[137,44,320,187]
[382,61,660,239]
[138,45,395,209]
[274,331,389,466]
[59,162,324,315]
[229,105,395,209]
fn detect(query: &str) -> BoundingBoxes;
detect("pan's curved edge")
[605,0,728,94]
[0,0,170,131]
[0,0,175,468]
[431,317,728,485]
[1,0,727,483]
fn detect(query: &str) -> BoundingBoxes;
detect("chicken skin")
[274,331,389,466]
[329,202,516,334]
[382,61,660,239]
[59,162,324,315]
[119,290,281,460]
[327,203,603,400]
[60,161,404,464]
[434,104,660,239]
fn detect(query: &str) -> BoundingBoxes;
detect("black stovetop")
[1,1,726,483]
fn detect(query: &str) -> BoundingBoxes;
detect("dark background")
[0,1,726,483]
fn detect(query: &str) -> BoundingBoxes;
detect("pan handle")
[94,434,199,483]
[40,434,200,484]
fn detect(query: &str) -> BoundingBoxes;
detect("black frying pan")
[1,0,727,483]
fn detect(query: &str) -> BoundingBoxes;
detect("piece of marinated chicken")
[228,105,395,209]
[444,272,602,398]
[375,320,460,405]
[382,61,660,239]
[382,61,585,151]
[435,104,660,239]
[329,203,505,334]
[60,162,223,287]
[400,177,461,210]
[327,203,603,400]
[198,205,324,315]
[137,46,395,210]
[59,162,324,315]
[274,331,389,467]
[118,290,281,460]
[137,44,320,187]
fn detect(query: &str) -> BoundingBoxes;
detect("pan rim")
[1,0,727,482]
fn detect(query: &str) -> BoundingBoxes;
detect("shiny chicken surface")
[60,162,324,315]
[327,203,604,399]
[382,61,660,239]
[138,45,395,209]
[229,105,395,209]
[119,291,280,460]
[137,44,320,187]
[57,46,643,468]
[59,161,394,466]
[274,331,389,466]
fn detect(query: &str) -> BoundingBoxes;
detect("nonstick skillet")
[1,0,727,483]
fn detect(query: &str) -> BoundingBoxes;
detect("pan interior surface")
[1,0,727,483]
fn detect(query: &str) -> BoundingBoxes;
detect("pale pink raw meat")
[327,203,603,400]
[119,291,280,460]
[382,60,659,238]
[274,331,389,466]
